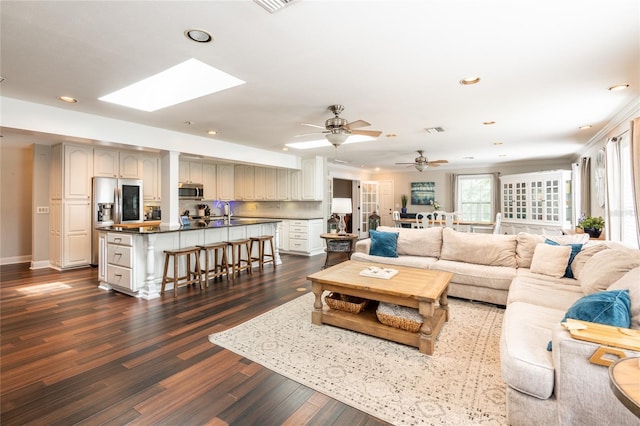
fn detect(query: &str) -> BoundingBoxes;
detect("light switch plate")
[36,206,49,214]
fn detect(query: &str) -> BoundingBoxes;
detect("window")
[606,134,639,248]
[456,174,495,222]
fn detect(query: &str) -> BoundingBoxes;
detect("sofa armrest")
[551,325,639,425]
[355,239,371,254]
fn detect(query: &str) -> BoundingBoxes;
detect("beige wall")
[1,142,33,264]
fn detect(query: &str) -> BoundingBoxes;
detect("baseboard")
[30,260,52,270]
[0,255,31,266]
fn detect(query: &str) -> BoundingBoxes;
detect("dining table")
[392,217,494,232]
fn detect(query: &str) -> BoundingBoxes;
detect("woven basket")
[376,302,423,332]
[325,292,368,314]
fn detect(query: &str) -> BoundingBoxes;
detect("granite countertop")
[99,218,282,234]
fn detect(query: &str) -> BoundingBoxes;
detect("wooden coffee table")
[307,260,453,355]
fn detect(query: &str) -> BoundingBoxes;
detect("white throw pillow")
[544,233,590,245]
[571,243,609,279]
[579,250,640,294]
[529,243,572,278]
[608,267,640,329]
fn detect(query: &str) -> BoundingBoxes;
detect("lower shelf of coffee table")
[319,305,446,351]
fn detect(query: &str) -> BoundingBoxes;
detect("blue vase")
[401,208,407,214]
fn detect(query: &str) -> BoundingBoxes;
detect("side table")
[609,356,640,418]
[320,233,358,269]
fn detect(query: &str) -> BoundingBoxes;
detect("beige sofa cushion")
[431,259,516,291]
[516,233,545,268]
[509,271,583,310]
[440,227,517,267]
[350,252,437,269]
[570,243,608,279]
[579,249,640,294]
[607,267,640,329]
[530,243,572,278]
[375,226,443,258]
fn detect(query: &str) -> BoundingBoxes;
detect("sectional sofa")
[352,226,640,425]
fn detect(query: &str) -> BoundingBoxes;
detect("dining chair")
[432,210,449,227]
[392,210,401,228]
[493,212,502,234]
[453,211,471,232]
[416,212,429,228]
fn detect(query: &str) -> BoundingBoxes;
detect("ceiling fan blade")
[350,129,382,137]
[395,162,417,165]
[428,160,449,165]
[301,123,326,129]
[346,119,370,129]
[294,131,326,137]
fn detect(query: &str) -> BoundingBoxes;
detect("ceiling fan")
[396,150,448,172]
[297,104,382,147]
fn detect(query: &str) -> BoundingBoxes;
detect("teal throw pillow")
[547,289,631,351]
[545,239,583,278]
[369,230,399,258]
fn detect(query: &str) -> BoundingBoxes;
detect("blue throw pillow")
[369,230,399,258]
[547,289,631,350]
[545,239,583,278]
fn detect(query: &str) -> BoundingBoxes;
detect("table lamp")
[331,198,352,235]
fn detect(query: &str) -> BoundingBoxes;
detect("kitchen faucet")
[223,201,232,217]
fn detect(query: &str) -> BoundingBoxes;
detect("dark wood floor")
[1,254,389,425]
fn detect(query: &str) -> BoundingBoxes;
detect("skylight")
[286,135,375,150]
[99,58,245,112]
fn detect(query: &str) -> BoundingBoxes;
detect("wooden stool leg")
[269,237,276,269]
[194,250,203,289]
[246,241,253,275]
[220,248,229,281]
[161,253,170,294]
[173,253,179,298]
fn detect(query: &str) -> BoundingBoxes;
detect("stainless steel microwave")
[178,183,204,200]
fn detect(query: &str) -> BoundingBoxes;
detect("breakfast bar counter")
[97,218,281,299]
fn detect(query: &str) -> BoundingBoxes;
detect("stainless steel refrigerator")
[91,177,144,265]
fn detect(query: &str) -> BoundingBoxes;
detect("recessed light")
[375,167,380,172]
[386,134,397,138]
[483,121,496,125]
[282,147,289,151]
[185,121,195,125]
[493,141,503,146]
[608,84,629,91]
[184,28,213,43]
[579,125,592,130]
[459,76,481,85]
[207,129,217,135]
[58,96,78,103]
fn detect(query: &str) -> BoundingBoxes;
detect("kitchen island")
[97,218,281,299]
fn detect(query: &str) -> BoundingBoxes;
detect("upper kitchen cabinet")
[179,160,203,184]
[119,152,141,179]
[64,144,93,199]
[276,169,289,200]
[217,164,235,200]
[301,156,325,201]
[235,165,255,200]
[289,169,302,201]
[202,163,217,200]
[94,149,142,179]
[262,167,276,200]
[141,154,161,201]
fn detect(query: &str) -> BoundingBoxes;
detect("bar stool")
[197,242,229,286]
[161,246,203,298]
[250,235,276,271]
[226,239,253,279]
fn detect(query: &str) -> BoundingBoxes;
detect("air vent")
[254,0,296,13]
[426,127,446,134]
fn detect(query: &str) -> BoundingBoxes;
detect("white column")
[138,233,160,300]
[160,150,180,229]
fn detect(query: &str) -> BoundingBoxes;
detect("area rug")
[208,293,506,425]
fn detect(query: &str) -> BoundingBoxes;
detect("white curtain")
[631,117,640,245]
[580,157,591,217]
[605,137,622,241]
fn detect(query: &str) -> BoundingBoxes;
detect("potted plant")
[401,194,408,214]
[578,215,605,238]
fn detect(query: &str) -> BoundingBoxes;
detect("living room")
[1,1,640,424]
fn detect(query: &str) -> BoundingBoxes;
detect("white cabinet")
[234,165,255,200]
[277,220,289,251]
[301,156,324,201]
[63,199,92,267]
[141,154,161,201]
[64,144,93,199]
[217,164,235,200]
[276,169,289,200]
[282,219,324,256]
[105,233,145,293]
[202,163,217,200]
[51,144,93,269]
[95,149,142,179]
[179,160,203,184]
[255,167,267,200]
[93,148,119,177]
[500,170,573,234]
[119,152,141,179]
[289,170,302,201]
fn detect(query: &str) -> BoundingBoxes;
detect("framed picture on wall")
[411,182,435,205]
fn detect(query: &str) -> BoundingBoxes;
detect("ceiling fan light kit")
[396,150,449,172]
[298,104,382,147]
[326,131,349,147]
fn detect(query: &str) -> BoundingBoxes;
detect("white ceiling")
[1,0,639,172]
